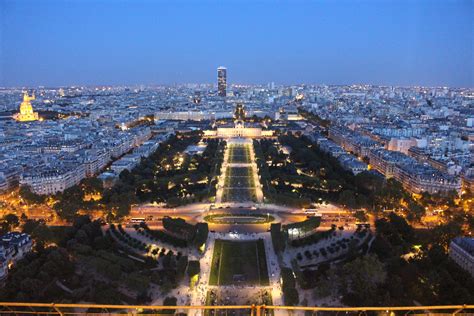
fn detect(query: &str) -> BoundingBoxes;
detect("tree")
[19,185,46,204]
[162,296,177,314]
[339,254,387,306]
[338,190,357,208]
[194,223,209,250]
[283,288,299,306]
[81,177,103,194]
[354,210,368,222]
[21,219,41,234]
[176,255,188,279]
[355,171,384,192]
[31,223,53,244]
[407,201,425,222]
[119,169,135,185]
[313,268,339,299]
[430,221,462,250]
[2,213,20,231]
[187,260,200,278]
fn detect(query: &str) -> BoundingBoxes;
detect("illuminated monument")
[14,92,39,122]
[204,103,274,138]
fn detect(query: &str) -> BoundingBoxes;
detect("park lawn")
[209,239,269,286]
[230,166,251,178]
[222,166,257,202]
[229,145,251,163]
[222,188,255,202]
[223,167,253,187]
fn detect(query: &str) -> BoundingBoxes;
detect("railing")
[0,303,472,315]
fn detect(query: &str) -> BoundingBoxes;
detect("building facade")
[20,164,86,195]
[217,66,227,97]
[13,92,39,122]
[449,237,474,277]
[0,232,33,280]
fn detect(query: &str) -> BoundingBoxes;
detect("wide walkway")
[190,231,284,315]
[215,138,263,205]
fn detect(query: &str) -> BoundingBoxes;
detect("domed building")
[13,92,39,122]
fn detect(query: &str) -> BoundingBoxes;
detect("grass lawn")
[222,166,256,202]
[209,239,269,286]
[222,188,256,202]
[229,145,251,163]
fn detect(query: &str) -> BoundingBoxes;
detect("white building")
[0,232,33,280]
[449,237,474,277]
[20,164,86,195]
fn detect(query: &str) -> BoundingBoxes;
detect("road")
[129,201,359,233]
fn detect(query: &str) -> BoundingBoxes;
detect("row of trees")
[20,177,104,222]
[138,219,209,251]
[280,267,299,306]
[304,213,473,306]
[273,134,428,221]
[109,224,149,252]
[253,139,312,207]
[137,222,189,248]
[0,215,194,305]
[102,133,225,220]
[19,132,225,222]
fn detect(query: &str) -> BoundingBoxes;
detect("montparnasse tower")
[14,91,39,122]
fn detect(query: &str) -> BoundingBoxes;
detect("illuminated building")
[217,66,227,97]
[20,164,86,195]
[13,92,39,122]
[0,232,32,280]
[216,122,264,138]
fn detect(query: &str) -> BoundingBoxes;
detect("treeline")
[253,139,312,207]
[20,177,104,222]
[280,267,299,306]
[297,107,331,128]
[1,215,196,305]
[101,132,202,219]
[139,218,208,251]
[277,134,426,221]
[20,132,226,221]
[0,216,139,304]
[304,213,474,306]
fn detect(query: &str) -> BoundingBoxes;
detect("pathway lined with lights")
[215,138,264,205]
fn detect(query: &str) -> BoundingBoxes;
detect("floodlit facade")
[13,92,39,122]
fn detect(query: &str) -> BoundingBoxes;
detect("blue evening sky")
[0,0,472,87]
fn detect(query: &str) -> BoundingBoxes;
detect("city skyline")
[0,0,472,311]
[1,0,472,88]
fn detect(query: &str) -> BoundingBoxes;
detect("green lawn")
[229,145,251,163]
[222,166,256,202]
[222,188,256,202]
[209,239,269,286]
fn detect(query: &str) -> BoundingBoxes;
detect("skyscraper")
[217,66,227,97]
